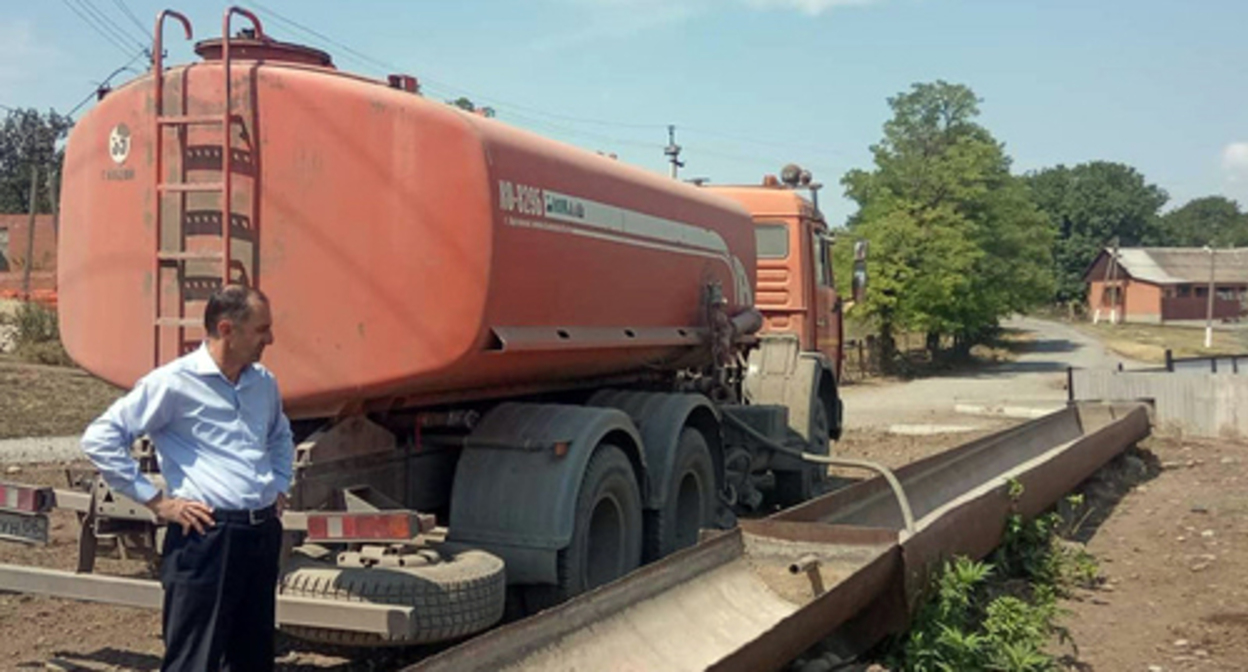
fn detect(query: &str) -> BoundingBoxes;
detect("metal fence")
[1164,350,1247,374]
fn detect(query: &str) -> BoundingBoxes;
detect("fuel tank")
[58,39,756,418]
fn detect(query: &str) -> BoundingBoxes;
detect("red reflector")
[0,482,50,513]
[306,512,426,542]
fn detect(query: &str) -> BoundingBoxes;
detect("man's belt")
[213,503,278,525]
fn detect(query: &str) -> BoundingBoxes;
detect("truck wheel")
[277,548,505,647]
[645,428,716,562]
[775,398,831,507]
[554,443,643,601]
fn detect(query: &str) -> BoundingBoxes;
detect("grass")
[1073,321,1246,363]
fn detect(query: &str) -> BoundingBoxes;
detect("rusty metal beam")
[407,402,1150,671]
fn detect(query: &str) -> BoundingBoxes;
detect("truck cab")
[707,183,843,379]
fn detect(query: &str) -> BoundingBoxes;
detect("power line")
[110,0,150,39]
[75,0,146,49]
[240,2,847,168]
[66,49,149,118]
[58,0,138,58]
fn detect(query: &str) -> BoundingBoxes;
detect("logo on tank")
[108,124,131,165]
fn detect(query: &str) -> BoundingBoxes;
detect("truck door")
[808,223,841,377]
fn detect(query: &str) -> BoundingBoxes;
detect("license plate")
[0,509,49,545]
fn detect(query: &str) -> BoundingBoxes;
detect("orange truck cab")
[709,184,844,381]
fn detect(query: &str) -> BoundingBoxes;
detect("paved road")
[841,316,1142,430]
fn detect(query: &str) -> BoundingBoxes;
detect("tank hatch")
[195,35,334,68]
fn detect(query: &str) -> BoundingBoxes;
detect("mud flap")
[446,403,644,585]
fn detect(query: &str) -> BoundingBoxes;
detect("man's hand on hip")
[146,493,215,535]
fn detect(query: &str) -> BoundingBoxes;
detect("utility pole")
[47,166,60,240]
[664,125,684,179]
[1204,244,1216,349]
[21,164,39,300]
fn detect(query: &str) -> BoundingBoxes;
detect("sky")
[2,0,1247,225]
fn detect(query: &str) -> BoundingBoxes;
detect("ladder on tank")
[150,7,265,367]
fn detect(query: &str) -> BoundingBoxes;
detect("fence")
[1069,350,1248,438]
[841,337,882,383]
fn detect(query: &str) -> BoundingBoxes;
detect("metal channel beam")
[408,402,1151,672]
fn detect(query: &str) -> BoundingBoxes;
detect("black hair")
[204,284,268,337]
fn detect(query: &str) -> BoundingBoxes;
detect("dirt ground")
[2,427,1245,671]
[1058,433,1248,671]
[0,356,122,439]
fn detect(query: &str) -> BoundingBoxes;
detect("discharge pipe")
[720,412,916,535]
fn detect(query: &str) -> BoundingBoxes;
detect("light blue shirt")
[80,344,294,510]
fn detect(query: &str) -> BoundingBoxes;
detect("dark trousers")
[160,515,283,672]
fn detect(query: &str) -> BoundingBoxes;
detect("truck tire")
[775,398,831,507]
[525,443,642,611]
[277,548,506,647]
[645,428,717,562]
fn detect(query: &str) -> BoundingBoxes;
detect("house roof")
[1088,247,1248,285]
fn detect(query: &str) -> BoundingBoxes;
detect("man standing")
[81,284,294,671]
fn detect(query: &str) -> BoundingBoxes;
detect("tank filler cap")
[195,37,335,68]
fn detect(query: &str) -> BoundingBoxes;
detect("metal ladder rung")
[157,251,224,262]
[157,115,223,126]
[158,182,224,193]
[155,318,204,328]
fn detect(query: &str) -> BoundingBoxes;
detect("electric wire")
[73,0,146,52]
[110,0,151,39]
[242,2,841,171]
[58,0,138,58]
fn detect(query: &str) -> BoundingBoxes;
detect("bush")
[1,301,74,366]
[879,490,1097,672]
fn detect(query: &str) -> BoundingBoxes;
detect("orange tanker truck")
[0,7,863,646]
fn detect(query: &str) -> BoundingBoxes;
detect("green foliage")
[838,81,1054,365]
[880,490,1098,671]
[0,108,71,214]
[1,301,73,366]
[446,97,496,118]
[1150,195,1248,247]
[1025,162,1168,303]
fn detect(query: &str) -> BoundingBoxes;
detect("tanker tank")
[57,37,757,418]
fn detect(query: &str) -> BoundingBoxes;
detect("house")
[1083,247,1248,324]
[0,214,57,298]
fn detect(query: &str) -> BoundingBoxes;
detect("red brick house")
[0,214,57,296]
[1084,247,1247,324]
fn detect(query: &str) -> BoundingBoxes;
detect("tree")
[1026,162,1168,303]
[446,97,496,118]
[839,81,1055,366]
[1150,195,1248,247]
[0,108,72,214]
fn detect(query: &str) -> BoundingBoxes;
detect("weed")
[878,488,1098,671]
[1,301,73,366]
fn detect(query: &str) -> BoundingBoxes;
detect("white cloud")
[1223,142,1248,174]
[743,0,881,15]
